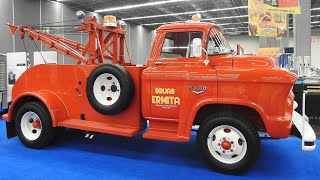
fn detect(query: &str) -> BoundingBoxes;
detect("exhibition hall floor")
[0,115,319,179]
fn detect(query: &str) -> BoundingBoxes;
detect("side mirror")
[192,38,202,57]
[236,44,244,55]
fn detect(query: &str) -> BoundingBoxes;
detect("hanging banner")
[248,0,287,37]
[264,0,301,14]
[258,47,281,59]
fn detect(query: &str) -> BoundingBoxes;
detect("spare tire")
[86,64,134,115]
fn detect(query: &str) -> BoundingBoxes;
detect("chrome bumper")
[292,91,316,151]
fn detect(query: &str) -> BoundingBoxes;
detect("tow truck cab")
[141,22,297,141]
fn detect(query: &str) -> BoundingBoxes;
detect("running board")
[59,119,141,137]
[143,129,189,142]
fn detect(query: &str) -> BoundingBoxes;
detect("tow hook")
[85,132,95,139]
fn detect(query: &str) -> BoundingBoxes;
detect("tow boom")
[7,16,127,65]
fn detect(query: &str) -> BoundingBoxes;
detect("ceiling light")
[142,15,248,26]
[95,0,187,13]
[122,6,248,21]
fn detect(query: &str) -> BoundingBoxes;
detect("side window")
[207,28,232,55]
[160,32,202,59]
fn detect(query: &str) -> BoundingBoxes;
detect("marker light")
[103,15,117,27]
[191,13,202,22]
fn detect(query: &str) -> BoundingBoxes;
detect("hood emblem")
[189,86,207,94]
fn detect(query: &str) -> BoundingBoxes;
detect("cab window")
[160,32,202,59]
[207,27,232,55]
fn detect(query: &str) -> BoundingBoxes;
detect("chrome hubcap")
[207,125,247,164]
[21,111,42,141]
[93,73,121,106]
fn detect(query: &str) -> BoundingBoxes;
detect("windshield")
[207,27,232,55]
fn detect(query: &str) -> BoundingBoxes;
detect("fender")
[6,90,69,127]
[181,98,267,138]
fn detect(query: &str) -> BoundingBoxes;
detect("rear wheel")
[197,112,260,174]
[15,102,56,149]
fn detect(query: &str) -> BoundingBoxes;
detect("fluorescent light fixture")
[224,27,248,30]
[122,6,248,21]
[218,22,248,26]
[311,7,320,11]
[203,15,248,21]
[142,15,248,26]
[95,0,187,13]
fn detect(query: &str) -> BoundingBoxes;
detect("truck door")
[148,30,207,121]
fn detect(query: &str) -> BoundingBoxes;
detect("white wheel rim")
[93,73,121,106]
[207,125,247,164]
[21,111,42,141]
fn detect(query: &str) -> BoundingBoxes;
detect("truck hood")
[232,55,277,69]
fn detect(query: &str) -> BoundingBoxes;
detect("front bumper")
[292,99,316,151]
[292,110,316,151]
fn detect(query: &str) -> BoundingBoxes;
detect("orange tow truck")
[2,14,316,174]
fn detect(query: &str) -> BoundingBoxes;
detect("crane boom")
[7,16,127,65]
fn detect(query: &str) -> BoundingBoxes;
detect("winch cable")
[124,35,132,64]
[33,40,47,64]
[22,38,28,54]
[22,38,30,67]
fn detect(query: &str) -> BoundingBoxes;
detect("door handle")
[154,62,167,65]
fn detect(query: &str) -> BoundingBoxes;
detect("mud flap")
[6,121,16,139]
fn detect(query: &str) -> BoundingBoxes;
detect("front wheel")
[197,112,260,174]
[15,101,56,149]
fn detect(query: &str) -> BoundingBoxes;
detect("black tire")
[197,112,260,175]
[86,64,134,115]
[15,101,56,149]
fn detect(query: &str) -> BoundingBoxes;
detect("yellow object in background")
[248,0,287,37]
[264,0,301,14]
[258,47,281,59]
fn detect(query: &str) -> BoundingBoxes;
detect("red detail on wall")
[278,0,299,8]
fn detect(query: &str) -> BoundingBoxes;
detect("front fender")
[7,90,69,127]
[181,98,266,138]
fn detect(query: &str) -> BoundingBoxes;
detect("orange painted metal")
[3,20,298,142]
[5,64,146,137]
[7,16,126,65]
[141,23,297,141]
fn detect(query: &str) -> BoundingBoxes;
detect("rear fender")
[7,90,69,127]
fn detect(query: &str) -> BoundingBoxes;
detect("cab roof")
[157,22,220,31]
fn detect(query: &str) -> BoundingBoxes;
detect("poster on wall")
[34,51,58,65]
[264,0,301,14]
[248,0,287,38]
[258,47,281,59]
[6,52,28,103]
